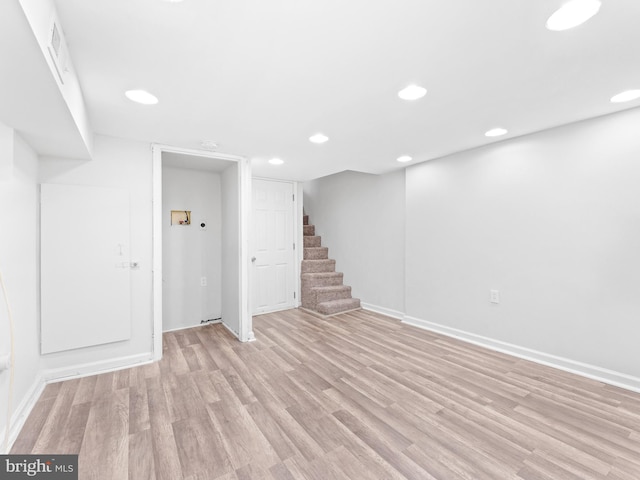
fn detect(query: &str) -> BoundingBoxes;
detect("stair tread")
[317,297,360,306]
[301,272,343,277]
[311,285,351,292]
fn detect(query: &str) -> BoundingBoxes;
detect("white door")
[251,179,296,314]
[41,183,131,354]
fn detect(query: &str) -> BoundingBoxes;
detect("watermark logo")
[1,455,77,479]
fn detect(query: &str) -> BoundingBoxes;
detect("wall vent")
[47,19,68,85]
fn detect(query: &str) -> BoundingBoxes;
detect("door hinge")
[294,292,296,299]
[292,194,295,201]
[293,242,296,250]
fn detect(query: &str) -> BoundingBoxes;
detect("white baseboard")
[253,304,297,316]
[163,320,221,333]
[43,352,154,384]
[4,352,156,453]
[222,321,240,340]
[361,303,404,320]
[403,315,640,394]
[1,375,45,454]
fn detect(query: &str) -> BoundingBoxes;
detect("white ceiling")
[20,1,640,180]
[162,151,234,173]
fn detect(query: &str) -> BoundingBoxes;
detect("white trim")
[253,305,297,317]
[296,183,304,307]
[222,319,255,341]
[1,375,45,454]
[42,353,154,383]
[163,320,221,333]
[238,160,253,342]
[152,144,253,350]
[362,303,404,320]
[403,315,640,394]
[151,144,163,360]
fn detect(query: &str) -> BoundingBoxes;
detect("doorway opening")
[152,145,253,361]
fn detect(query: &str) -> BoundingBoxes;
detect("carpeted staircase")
[301,215,361,316]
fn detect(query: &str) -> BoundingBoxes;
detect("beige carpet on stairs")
[301,214,361,316]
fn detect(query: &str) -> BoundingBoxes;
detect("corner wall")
[0,126,42,451]
[405,107,640,386]
[221,163,240,336]
[303,107,640,391]
[162,167,222,331]
[303,170,405,317]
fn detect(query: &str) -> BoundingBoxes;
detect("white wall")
[39,135,154,372]
[162,166,222,331]
[221,163,240,335]
[405,107,640,383]
[0,125,41,449]
[303,170,406,316]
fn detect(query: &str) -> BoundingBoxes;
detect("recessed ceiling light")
[485,128,508,137]
[398,85,427,101]
[546,0,601,31]
[269,158,284,165]
[610,89,640,103]
[125,89,158,105]
[309,133,329,144]
[396,155,413,163]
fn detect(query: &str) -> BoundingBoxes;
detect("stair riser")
[316,287,351,304]
[316,298,361,316]
[303,225,315,236]
[301,285,351,310]
[304,247,328,260]
[303,236,321,248]
[301,260,335,273]
[301,277,344,309]
[301,274,343,288]
[301,294,316,309]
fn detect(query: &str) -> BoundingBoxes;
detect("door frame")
[152,144,254,361]
[251,177,301,315]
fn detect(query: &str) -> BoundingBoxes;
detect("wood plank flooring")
[12,309,640,479]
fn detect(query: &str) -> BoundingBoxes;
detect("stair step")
[303,225,315,236]
[301,259,335,273]
[316,298,361,316]
[301,272,343,287]
[303,215,309,226]
[304,247,329,260]
[313,285,352,304]
[301,272,344,309]
[303,236,321,248]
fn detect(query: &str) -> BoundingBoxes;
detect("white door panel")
[41,183,131,354]
[251,179,295,314]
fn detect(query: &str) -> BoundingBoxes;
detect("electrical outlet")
[200,277,207,287]
[490,289,500,304]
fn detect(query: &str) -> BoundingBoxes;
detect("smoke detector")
[200,141,218,151]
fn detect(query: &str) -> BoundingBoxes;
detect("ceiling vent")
[47,18,68,85]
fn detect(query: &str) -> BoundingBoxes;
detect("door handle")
[251,256,256,262]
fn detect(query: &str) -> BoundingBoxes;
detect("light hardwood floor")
[12,309,640,479]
